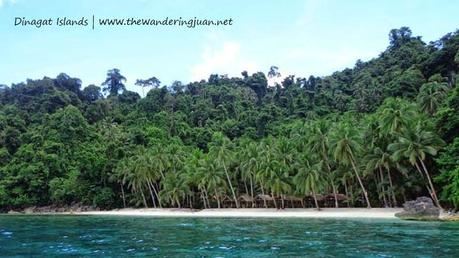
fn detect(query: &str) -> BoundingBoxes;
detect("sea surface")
[0,215,458,257]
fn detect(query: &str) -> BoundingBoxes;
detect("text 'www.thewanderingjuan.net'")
[14,16,234,29]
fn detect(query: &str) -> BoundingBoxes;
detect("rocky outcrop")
[439,210,459,221]
[5,203,101,214]
[395,197,440,221]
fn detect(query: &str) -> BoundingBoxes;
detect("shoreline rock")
[439,210,459,221]
[395,197,441,221]
[3,203,101,214]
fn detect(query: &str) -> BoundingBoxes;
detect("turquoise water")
[0,216,458,257]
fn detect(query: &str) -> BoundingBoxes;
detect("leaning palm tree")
[149,147,168,179]
[365,147,391,207]
[388,122,445,208]
[132,154,160,208]
[159,172,189,208]
[379,98,416,134]
[309,119,339,207]
[126,161,149,208]
[265,159,291,209]
[208,133,239,208]
[184,149,207,208]
[239,142,259,207]
[112,159,130,208]
[417,82,449,116]
[294,156,325,210]
[193,164,212,208]
[199,158,227,208]
[255,146,271,208]
[331,123,371,208]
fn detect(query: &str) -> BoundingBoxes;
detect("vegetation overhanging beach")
[1,27,459,216]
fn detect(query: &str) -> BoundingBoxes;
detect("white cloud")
[190,41,259,82]
[296,0,322,27]
[0,0,17,7]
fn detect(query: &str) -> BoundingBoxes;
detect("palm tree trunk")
[158,169,165,181]
[331,183,339,208]
[204,189,211,208]
[378,167,388,207]
[350,159,371,208]
[312,189,320,210]
[325,160,339,208]
[386,168,397,207]
[147,180,157,208]
[244,182,249,197]
[250,176,255,208]
[272,192,278,209]
[120,183,126,208]
[414,162,434,199]
[200,190,207,209]
[222,163,239,208]
[261,185,267,208]
[141,191,148,208]
[281,194,285,209]
[419,159,442,209]
[176,197,181,208]
[216,191,221,209]
[151,182,162,208]
[344,179,350,207]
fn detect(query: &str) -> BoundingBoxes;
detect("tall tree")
[389,123,445,208]
[135,77,161,97]
[417,82,449,116]
[332,124,372,208]
[102,68,126,97]
[294,155,324,210]
[208,133,239,208]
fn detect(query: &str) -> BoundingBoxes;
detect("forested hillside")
[1,27,459,211]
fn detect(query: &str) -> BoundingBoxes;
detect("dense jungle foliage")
[1,27,459,210]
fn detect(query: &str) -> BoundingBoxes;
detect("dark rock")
[1,203,105,214]
[395,196,440,221]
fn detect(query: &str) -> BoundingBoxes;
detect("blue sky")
[1,0,458,93]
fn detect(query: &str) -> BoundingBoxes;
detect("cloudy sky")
[1,0,458,93]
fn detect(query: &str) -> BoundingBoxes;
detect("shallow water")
[0,215,458,257]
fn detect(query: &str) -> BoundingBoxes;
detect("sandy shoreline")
[63,208,403,219]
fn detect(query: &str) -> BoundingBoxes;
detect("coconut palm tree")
[388,122,445,208]
[132,154,160,208]
[190,164,211,209]
[294,155,325,210]
[159,172,189,208]
[239,142,259,207]
[208,133,239,208]
[309,119,339,207]
[198,157,227,208]
[112,159,130,208]
[164,144,185,174]
[365,147,391,207]
[126,160,149,208]
[184,149,207,208]
[149,147,168,180]
[417,82,449,115]
[265,159,291,209]
[255,143,274,208]
[332,124,371,208]
[379,98,416,134]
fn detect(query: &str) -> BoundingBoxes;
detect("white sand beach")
[74,208,403,219]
